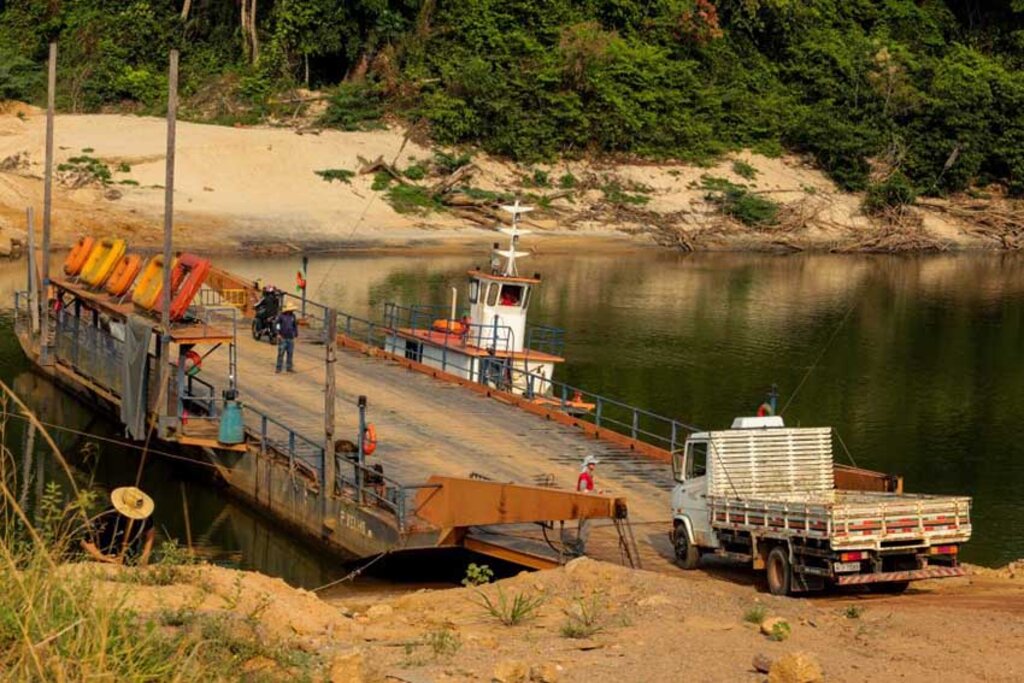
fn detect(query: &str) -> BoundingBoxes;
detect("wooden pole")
[158,49,179,435]
[40,42,56,365]
[162,49,178,333]
[26,207,38,334]
[323,309,338,525]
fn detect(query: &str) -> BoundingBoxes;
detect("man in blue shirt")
[275,302,299,373]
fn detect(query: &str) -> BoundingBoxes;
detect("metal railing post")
[671,421,678,453]
[631,410,639,440]
[595,398,603,428]
[288,431,296,470]
[356,395,367,504]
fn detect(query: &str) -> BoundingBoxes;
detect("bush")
[701,176,779,227]
[863,172,917,214]
[321,82,384,131]
[461,563,493,587]
[315,168,355,184]
[473,587,544,626]
[0,49,42,101]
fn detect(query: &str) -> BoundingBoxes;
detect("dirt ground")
[0,106,1008,255]
[79,555,1024,683]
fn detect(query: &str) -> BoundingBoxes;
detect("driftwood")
[833,205,947,253]
[430,163,478,194]
[918,196,1024,249]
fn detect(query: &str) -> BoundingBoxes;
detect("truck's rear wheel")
[673,524,700,570]
[867,581,909,594]
[766,546,792,596]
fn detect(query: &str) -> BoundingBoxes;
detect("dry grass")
[0,379,321,681]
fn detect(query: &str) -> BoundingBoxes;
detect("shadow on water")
[1,250,1023,589]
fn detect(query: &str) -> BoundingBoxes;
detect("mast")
[495,200,532,277]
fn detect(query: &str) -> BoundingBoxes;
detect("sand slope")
[0,108,996,253]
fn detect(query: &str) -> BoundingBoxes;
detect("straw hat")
[281,301,298,313]
[110,486,155,520]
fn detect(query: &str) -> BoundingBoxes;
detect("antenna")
[495,199,532,277]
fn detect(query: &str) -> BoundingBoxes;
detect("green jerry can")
[218,389,245,445]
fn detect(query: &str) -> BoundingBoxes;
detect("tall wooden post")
[40,42,56,365]
[26,207,38,334]
[158,49,180,435]
[323,308,338,524]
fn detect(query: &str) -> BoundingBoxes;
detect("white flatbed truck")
[670,417,972,595]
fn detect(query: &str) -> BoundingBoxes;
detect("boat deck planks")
[200,331,678,569]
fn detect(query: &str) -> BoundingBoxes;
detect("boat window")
[468,278,480,304]
[520,286,531,309]
[499,284,523,306]
[486,282,499,306]
[686,441,708,479]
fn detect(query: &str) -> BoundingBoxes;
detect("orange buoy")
[363,423,378,456]
[431,319,466,335]
[105,254,143,296]
[63,236,96,276]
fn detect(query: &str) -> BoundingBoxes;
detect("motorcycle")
[252,286,283,343]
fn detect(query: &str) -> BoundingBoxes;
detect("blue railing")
[526,323,566,357]
[382,302,517,354]
[277,293,701,453]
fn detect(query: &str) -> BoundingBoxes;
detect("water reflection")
[3,251,1023,571]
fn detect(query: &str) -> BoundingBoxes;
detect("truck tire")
[867,581,910,594]
[766,546,792,596]
[673,524,700,570]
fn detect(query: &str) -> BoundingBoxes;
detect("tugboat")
[385,202,592,410]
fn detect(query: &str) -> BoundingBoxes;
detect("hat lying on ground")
[110,486,155,520]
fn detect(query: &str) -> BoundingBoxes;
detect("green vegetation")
[402,161,429,181]
[5,3,1024,195]
[768,620,792,642]
[732,160,758,181]
[743,604,768,624]
[424,627,461,657]
[702,175,779,227]
[844,605,864,619]
[461,562,494,587]
[864,172,918,214]
[560,594,605,639]
[314,168,355,184]
[473,587,544,626]
[601,180,651,207]
[57,155,112,185]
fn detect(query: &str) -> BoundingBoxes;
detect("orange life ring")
[363,423,377,456]
[183,349,202,377]
[431,319,466,335]
[63,236,96,276]
[756,402,774,417]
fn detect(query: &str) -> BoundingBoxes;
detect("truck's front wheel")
[766,546,792,596]
[673,524,700,570]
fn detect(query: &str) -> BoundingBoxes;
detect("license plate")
[834,561,861,573]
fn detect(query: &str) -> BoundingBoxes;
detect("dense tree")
[2,1,1024,195]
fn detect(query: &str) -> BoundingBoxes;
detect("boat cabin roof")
[467,269,540,285]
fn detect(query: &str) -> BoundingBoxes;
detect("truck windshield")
[687,442,708,478]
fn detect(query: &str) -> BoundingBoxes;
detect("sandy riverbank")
[61,556,1024,682]
[0,106,1014,255]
